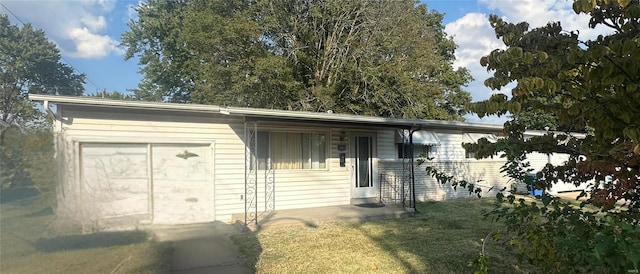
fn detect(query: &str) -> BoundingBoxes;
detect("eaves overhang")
[28,94,504,133]
[28,94,221,113]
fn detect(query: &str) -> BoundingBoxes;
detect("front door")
[352,134,377,198]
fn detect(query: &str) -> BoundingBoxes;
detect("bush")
[1,125,56,191]
[491,193,640,273]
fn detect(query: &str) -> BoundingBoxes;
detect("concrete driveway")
[152,222,253,274]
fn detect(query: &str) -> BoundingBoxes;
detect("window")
[256,131,327,170]
[397,144,432,159]
[256,131,270,169]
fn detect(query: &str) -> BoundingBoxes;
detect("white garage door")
[81,144,151,222]
[81,143,214,226]
[152,144,214,224]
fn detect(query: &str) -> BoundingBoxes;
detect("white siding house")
[524,131,586,194]
[30,94,569,231]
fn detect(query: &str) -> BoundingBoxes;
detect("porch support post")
[409,129,417,211]
[244,122,258,226]
[400,128,417,211]
[401,129,412,208]
[264,141,275,214]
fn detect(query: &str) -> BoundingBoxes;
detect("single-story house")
[29,94,580,231]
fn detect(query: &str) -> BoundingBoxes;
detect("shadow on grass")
[1,187,40,204]
[35,230,148,252]
[347,199,533,273]
[24,206,54,218]
[347,218,428,273]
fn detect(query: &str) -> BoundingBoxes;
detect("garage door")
[152,144,214,224]
[81,144,151,223]
[80,143,214,226]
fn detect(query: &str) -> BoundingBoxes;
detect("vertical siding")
[55,135,84,228]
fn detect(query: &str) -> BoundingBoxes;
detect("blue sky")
[1,0,608,124]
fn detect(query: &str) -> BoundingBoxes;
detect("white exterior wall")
[55,107,246,229]
[254,127,351,210]
[525,132,584,194]
[377,130,396,161]
[527,151,583,193]
[53,104,520,230]
[274,128,350,210]
[376,129,510,202]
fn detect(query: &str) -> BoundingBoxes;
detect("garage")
[80,143,214,227]
[151,144,215,224]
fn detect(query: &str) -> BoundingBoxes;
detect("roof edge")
[28,94,505,132]
[29,94,221,113]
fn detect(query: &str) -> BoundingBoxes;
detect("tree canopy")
[122,0,471,120]
[432,0,640,272]
[0,14,83,189]
[475,0,640,212]
[0,14,85,137]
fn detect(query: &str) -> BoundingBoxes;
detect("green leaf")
[617,0,632,7]
[121,0,472,120]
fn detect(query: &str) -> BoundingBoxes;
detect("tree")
[0,15,84,139]
[0,14,84,188]
[475,0,640,214]
[509,96,563,131]
[122,0,301,108]
[429,0,640,272]
[88,90,136,100]
[122,0,471,120]
[1,123,56,190]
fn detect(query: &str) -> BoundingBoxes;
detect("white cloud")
[68,27,124,58]
[444,0,614,124]
[479,0,610,40]
[446,13,507,103]
[80,15,106,32]
[446,13,502,69]
[0,0,122,59]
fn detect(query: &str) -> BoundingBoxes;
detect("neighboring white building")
[523,130,587,194]
[29,94,576,231]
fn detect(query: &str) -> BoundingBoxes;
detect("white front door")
[352,133,377,198]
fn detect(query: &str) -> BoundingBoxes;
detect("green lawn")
[232,198,537,274]
[0,188,171,274]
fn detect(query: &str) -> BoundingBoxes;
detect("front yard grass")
[232,198,537,273]
[0,188,172,274]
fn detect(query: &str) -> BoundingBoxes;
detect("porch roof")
[29,94,504,132]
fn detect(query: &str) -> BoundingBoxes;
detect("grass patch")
[0,188,172,274]
[232,198,537,273]
[0,187,40,204]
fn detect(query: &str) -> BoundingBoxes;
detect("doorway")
[352,133,377,198]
